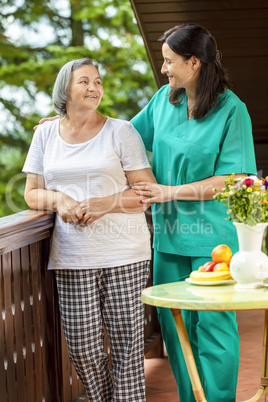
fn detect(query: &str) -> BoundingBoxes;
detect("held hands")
[79,197,108,226]
[57,194,107,226]
[132,182,175,203]
[56,194,84,224]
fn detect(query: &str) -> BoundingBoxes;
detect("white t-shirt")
[23,117,152,269]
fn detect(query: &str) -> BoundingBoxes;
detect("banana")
[190,270,232,282]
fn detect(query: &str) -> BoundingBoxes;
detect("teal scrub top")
[131,85,257,257]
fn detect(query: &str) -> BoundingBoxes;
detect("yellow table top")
[141,281,268,311]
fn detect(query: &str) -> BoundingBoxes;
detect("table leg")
[171,308,207,402]
[243,309,268,402]
[263,310,268,402]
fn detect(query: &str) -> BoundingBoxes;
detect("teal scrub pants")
[153,250,239,402]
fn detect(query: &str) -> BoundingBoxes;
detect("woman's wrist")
[53,191,67,211]
[170,186,178,201]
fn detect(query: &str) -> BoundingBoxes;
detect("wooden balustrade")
[0,210,161,402]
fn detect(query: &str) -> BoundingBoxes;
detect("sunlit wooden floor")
[145,310,265,401]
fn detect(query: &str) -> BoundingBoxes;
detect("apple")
[211,244,232,264]
[213,262,230,272]
[203,261,216,272]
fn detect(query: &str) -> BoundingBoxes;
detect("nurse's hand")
[132,182,175,203]
[33,115,61,130]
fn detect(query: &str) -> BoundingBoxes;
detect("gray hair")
[52,58,99,116]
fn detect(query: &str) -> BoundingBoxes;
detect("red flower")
[243,178,255,187]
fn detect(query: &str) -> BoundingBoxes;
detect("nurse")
[132,23,256,401]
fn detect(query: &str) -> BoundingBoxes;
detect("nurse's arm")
[24,173,83,223]
[133,174,245,203]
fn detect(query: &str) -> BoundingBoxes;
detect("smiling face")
[67,64,104,112]
[161,42,200,91]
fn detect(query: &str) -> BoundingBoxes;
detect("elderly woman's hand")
[79,197,108,225]
[132,182,175,203]
[56,194,84,224]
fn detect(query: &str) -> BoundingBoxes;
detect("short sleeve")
[131,93,157,152]
[214,101,257,175]
[22,125,46,175]
[114,122,151,171]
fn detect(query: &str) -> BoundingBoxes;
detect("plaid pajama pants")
[55,260,150,402]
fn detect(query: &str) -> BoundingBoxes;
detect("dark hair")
[159,23,231,119]
[52,58,99,116]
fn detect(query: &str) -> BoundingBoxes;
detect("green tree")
[0,0,157,217]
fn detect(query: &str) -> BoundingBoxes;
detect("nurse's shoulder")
[217,89,249,117]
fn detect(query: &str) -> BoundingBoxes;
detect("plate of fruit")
[186,244,236,286]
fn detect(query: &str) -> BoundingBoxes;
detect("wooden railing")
[0,210,161,402]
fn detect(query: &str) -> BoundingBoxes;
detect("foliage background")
[0,0,157,217]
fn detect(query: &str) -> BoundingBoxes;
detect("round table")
[141,281,268,402]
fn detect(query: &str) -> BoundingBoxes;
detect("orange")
[211,244,232,264]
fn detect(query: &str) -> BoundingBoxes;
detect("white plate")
[185,278,236,286]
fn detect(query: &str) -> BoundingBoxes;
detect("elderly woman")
[23,57,155,401]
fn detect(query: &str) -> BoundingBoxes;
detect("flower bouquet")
[213,174,268,226]
[214,174,268,288]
